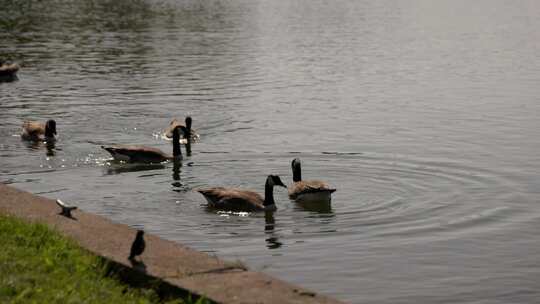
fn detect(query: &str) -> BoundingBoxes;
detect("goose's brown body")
[288,180,335,199]
[288,158,336,203]
[0,62,19,82]
[197,175,286,212]
[21,120,56,140]
[101,145,172,163]
[197,187,267,212]
[164,117,199,142]
[102,126,185,164]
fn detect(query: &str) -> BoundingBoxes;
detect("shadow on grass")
[98,249,213,304]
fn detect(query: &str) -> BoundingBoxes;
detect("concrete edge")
[0,184,345,304]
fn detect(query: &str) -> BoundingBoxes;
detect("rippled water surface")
[2,0,540,302]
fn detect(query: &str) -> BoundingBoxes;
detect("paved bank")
[0,184,344,304]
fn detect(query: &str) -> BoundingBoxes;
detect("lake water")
[1,0,540,302]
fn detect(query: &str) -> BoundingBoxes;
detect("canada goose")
[163,116,199,142]
[21,120,57,141]
[102,126,186,163]
[288,158,336,203]
[197,175,287,212]
[0,61,19,82]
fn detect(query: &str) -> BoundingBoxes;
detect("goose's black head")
[45,120,57,137]
[268,175,286,188]
[263,175,286,208]
[291,158,302,182]
[185,116,192,130]
[136,230,144,237]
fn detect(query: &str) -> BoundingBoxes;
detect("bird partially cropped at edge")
[288,158,336,203]
[197,175,287,212]
[128,230,145,261]
[0,60,20,82]
[21,120,57,141]
[163,116,199,143]
[102,125,186,163]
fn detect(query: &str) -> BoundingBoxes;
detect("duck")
[0,60,20,82]
[102,126,186,163]
[21,120,57,141]
[197,175,287,212]
[163,116,199,143]
[288,158,336,203]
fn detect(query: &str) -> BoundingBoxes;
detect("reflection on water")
[265,236,282,250]
[1,0,540,303]
[185,141,192,157]
[171,160,182,188]
[103,162,166,175]
[264,212,282,250]
[21,138,57,157]
[1,0,156,33]
[264,212,275,232]
[45,141,55,157]
[294,200,333,214]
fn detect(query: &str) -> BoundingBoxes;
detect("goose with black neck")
[197,175,287,212]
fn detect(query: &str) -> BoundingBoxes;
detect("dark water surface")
[2,1,540,302]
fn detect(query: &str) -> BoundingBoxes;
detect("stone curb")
[0,184,344,304]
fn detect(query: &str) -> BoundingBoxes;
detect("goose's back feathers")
[0,62,19,74]
[0,62,20,82]
[164,119,199,141]
[21,120,56,140]
[197,187,265,211]
[288,180,336,202]
[164,119,184,138]
[101,145,170,163]
[21,121,46,138]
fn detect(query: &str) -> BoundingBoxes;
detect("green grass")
[0,215,206,304]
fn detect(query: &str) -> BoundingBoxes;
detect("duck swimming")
[288,158,336,203]
[21,120,57,141]
[0,60,20,82]
[102,126,186,163]
[197,175,287,212]
[163,116,199,143]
